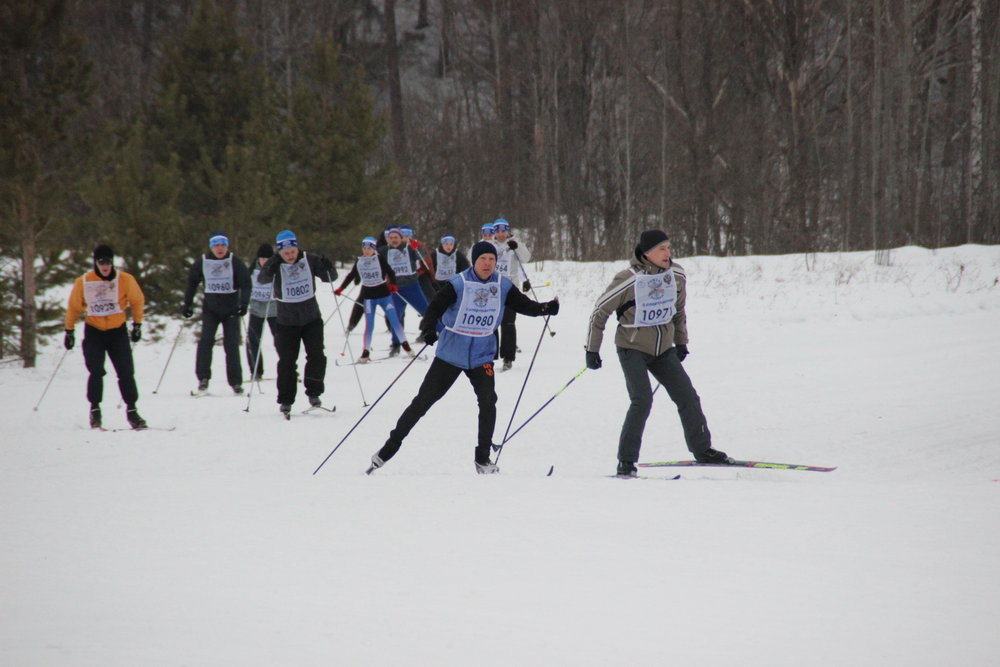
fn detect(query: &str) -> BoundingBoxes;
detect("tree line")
[2,0,997,365]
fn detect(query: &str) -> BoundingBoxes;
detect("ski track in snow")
[2,244,999,666]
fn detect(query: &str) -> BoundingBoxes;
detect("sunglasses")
[96,258,112,266]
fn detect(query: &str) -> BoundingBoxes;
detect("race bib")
[357,255,385,287]
[251,269,273,302]
[84,276,122,317]
[278,256,314,303]
[202,257,235,294]
[632,271,677,327]
[449,275,502,337]
[494,246,512,278]
[435,251,458,280]
[386,248,414,277]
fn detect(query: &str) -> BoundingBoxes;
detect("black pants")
[246,314,278,379]
[379,357,497,464]
[196,307,243,386]
[348,298,364,331]
[275,318,326,405]
[617,346,711,464]
[495,308,517,362]
[83,324,138,407]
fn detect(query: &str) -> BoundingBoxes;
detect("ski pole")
[497,366,588,449]
[332,291,369,407]
[494,313,551,463]
[33,348,70,411]
[152,322,186,394]
[243,298,274,412]
[312,343,429,475]
[511,248,555,337]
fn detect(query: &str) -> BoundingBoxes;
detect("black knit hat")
[635,230,669,259]
[471,241,498,264]
[257,243,274,259]
[93,245,114,261]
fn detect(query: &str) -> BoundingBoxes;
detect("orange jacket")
[64,270,145,331]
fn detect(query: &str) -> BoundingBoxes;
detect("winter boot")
[501,359,513,371]
[475,460,500,474]
[401,341,415,357]
[126,407,147,430]
[232,384,245,395]
[365,454,385,475]
[694,448,733,464]
[358,349,371,364]
[89,406,102,429]
[279,403,292,419]
[308,395,322,408]
[197,378,209,392]
[388,343,401,358]
[616,461,638,478]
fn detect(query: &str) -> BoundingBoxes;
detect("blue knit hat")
[362,236,378,248]
[492,218,510,232]
[441,235,456,245]
[275,229,298,250]
[481,222,494,234]
[209,233,229,247]
[399,226,414,237]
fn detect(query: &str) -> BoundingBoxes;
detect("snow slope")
[2,245,999,666]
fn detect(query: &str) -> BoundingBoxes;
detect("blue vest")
[435,267,514,369]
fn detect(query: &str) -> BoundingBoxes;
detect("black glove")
[507,240,518,250]
[239,303,248,317]
[675,344,689,362]
[130,323,142,343]
[522,280,531,292]
[421,328,438,346]
[585,351,602,370]
[64,330,75,350]
[541,299,559,316]
[182,305,193,319]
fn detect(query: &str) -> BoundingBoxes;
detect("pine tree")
[0,0,94,367]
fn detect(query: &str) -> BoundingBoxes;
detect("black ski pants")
[494,307,517,362]
[246,314,278,379]
[83,324,139,408]
[275,317,326,405]
[379,357,497,465]
[617,346,712,464]
[196,307,243,387]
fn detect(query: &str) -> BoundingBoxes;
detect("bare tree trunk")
[19,194,38,369]
[967,0,983,243]
[871,0,883,253]
[384,0,408,168]
[417,0,429,30]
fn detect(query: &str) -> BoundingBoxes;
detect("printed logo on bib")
[387,248,414,277]
[279,257,315,303]
[435,251,458,280]
[251,269,273,302]
[357,255,385,287]
[632,272,677,327]
[203,258,235,294]
[84,277,123,317]
[449,276,502,337]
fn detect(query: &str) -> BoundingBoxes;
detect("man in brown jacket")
[585,230,730,477]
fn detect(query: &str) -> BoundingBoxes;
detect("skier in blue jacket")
[367,241,560,475]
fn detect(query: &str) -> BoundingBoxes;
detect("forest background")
[2,0,998,365]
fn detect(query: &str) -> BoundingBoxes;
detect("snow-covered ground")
[2,245,999,666]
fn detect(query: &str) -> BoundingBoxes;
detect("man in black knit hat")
[585,230,731,477]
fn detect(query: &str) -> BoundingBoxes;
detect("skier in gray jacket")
[585,229,731,477]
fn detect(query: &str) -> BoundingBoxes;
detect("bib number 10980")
[460,313,494,327]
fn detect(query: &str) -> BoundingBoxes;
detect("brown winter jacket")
[585,255,689,358]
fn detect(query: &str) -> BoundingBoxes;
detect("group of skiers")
[63,224,730,476]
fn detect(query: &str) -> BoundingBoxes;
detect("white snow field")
[2,244,999,666]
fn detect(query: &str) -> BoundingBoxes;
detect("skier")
[335,236,412,362]
[480,222,494,243]
[366,241,560,475]
[584,229,730,477]
[246,243,278,381]
[63,244,147,429]
[399,225,438,302]
[182,233,252,395]
[257,229,337,416]
[431,235,470,289]
[491,218,532,371]
[378,227,430,356]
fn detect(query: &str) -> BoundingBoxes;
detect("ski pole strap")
[499,367,588,448]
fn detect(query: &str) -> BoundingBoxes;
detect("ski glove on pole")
[64,330,75,350]
[130,323,142,343]
[522,280,531,292]
[585,351,602,370]
[420,328,438,345]
[675,344,689,362]
[507,240,518,250]
[540,299,559,316]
